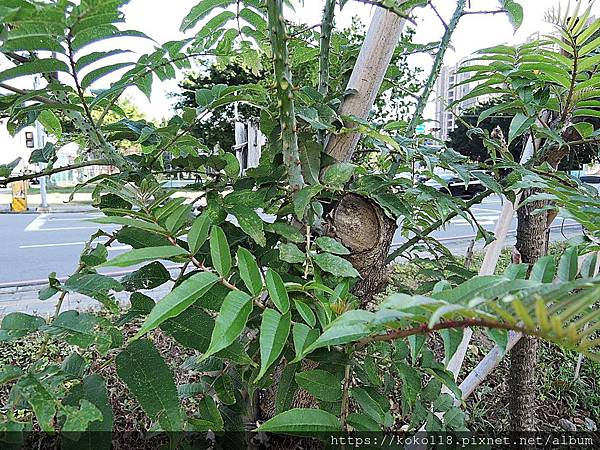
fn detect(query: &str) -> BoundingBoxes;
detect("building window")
[25,131,35,148]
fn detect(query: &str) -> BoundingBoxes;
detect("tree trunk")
[509,189,549,431]
[330,193,396,304]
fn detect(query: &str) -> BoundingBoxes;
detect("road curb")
[0,207,95,215]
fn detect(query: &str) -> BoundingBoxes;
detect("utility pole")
[33,75,49,210]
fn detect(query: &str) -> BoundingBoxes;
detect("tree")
[173,61,264,151]
[0,0,599,446]
[170,19,422,160]
[448,98,599,170]
[448,97,523,162]
[458,0,600,430]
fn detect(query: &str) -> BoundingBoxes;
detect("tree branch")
[386,188,493,262]
[357,318,529,347]
[353,0,416,25]
[462,9,507,16]
[0,82,52,104]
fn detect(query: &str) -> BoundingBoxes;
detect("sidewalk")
[0,282,174,317]
[0,191,95,214]
[0,190,204,214]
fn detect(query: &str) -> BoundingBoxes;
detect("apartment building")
[433,57,480,140]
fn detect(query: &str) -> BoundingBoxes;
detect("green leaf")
[279,243,305,264]
[229,205,266,246]
[16,374,56,432]
[294,300,316,327]
[557,247,579,282]
[347,413,380,431]
[61,375,113,449]
[350,387,388,425]
[0,365,23,385]
[210,226,232,278]
[237,247,263,296]
[257,408,341,433]
[313,253,360,278]
[265,222,304,243]
[530,255,556,283]
[160,305,214,352]
[117,293,154,326]
[503,0,524,31]
[134,272,219,338]
[320,162,356,187]
[266,269,290,314]
[99,246,188,268]
[0,158,21,178]
[116,339,184,431]
[188,213,211,254]
[38,110,62,138]
[295,369,342,402]
[394,362,422,408]
[180,0,236,31]
[581,253,598,279]
[293,185,322,220]
[256,309,291,382]
[88,216,167,234]
[223,152,240,179]
[61,399,102,432]
[120,261,171,291]
[508,112,534,144]
[301,324,369,357]
[299,140,321,185]
[0,58,69,84]
[29,143,58,164]
[81,62,134,89]
[203,290,253,359]
[314,237,350,255]
[276,363,299,414]
[1,312,45,333]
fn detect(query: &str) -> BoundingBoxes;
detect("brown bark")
[508,190,549,431]
[329,193,397,304]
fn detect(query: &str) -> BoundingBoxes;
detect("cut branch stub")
[330,194,396,303]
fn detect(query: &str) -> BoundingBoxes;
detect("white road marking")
[47,217,98,222]
[108,246,131,251]
[471,207,504,214]
[30,226,100,231]
[24,214,48,231]
[19,242,131,251]
[20,241,86,249]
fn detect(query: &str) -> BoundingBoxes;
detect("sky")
[116,0,596,121]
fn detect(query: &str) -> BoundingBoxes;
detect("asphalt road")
[0,195,584,287]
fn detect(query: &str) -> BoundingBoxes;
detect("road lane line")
[31,226,101,231]
[24,214,48,231]
[19,242,131,250]
[20,241,86,249]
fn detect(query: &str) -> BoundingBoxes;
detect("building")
[433,57,481,140]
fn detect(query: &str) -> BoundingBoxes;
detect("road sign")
[415,124,427,134]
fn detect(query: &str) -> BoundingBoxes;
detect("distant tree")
[171,20,422,155]
[448,98,599,170]
[172,62,264,152]
[447,97,522,163]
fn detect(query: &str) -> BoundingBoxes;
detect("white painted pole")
[325,6,408,162]
[33,75,49,210]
